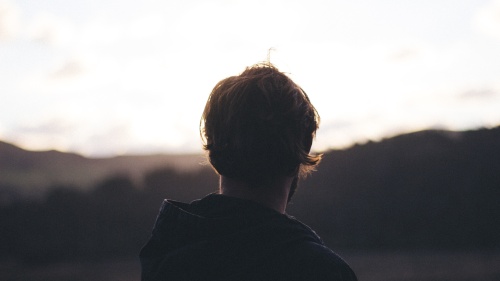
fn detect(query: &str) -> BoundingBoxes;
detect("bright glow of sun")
[1,0,500,156]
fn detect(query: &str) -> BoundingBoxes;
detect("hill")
[289,126,500,249]
[0,141,207,199]
[0,126,499,263]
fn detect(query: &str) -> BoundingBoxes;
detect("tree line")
[0,167,218,264]
[1,127,499,264]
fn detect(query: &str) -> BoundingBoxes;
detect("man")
[140,63,357,281]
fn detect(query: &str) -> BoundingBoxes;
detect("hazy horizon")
[2,124,498,158]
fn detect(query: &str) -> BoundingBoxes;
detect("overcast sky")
[1,0,500,156]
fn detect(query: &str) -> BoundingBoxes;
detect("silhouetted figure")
[140,63,357,281]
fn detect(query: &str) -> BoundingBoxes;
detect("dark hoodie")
[140,194,357,281]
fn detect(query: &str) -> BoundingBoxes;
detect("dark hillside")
[288,127,500,250]
[0,126,499,263]
[0,141,206,199]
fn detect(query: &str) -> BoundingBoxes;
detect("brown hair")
[200,63,321,185]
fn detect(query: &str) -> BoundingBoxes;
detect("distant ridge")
[1,126,499,251]
[0,140,207,197]
[289,125,500,248]
[1,126,499,200]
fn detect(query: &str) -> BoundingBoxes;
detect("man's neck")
[219,176,293,214]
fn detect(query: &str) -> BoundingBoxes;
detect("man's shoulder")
[291,241,357,279]
[255,240,357,281]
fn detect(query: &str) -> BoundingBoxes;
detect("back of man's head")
[201,63,321,185]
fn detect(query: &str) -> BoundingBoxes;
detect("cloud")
[27,12,74,47]
[0,0,19,41]
[387,47,420,61]
[4,117,78,152]
[16,118,75,135]
[458,88,497,100]
[473,0,500,39]
[50,58,86,79]
[78,123,133,156]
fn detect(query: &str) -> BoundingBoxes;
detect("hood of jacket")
[140,193,324,281]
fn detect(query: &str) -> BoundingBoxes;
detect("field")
[2,251,499,281]
[342,250,500,281]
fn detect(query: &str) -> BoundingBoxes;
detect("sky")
[1,0,500,157]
